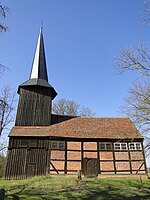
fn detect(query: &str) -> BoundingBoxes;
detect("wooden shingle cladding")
[5,137,49,179]
[15,86,52,126]
[5,136,147,179]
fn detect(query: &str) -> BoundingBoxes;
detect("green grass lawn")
[0,176,150,200]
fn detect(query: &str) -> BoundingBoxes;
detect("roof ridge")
[79,116,130,119]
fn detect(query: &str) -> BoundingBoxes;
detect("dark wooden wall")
[5,137,49,179]
[51,114,76,125]
[15,86,52,126]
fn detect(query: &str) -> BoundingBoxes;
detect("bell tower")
[15,27,57,126]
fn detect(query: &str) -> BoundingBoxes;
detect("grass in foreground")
[0,176,150,200]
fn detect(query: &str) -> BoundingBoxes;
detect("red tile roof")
[9,117,143,139]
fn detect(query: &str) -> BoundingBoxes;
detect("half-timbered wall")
[49,140,147,176]
[5,137,147,179]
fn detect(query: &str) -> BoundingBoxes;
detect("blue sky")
[0,0,150,166]
[0,0,148,117]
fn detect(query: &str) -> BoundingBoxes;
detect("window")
[20,139,28,147]
[106,143,112,150]
[129,142,142,150]
[28,139,38,147]
[121,143,127,150]
[99,143,105,150]
[129,143,135,150]
[136,143,142,150]
[51,141,65,150]
[20,139,38,147]
[59,142,65,149]
[51,141,57,149]
[99,143,112,150]
[114,143,120,150]
[114,143,128,150]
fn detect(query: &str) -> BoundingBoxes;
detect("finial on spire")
[40,21,43,31]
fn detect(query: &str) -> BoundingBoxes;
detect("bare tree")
[121,81,150,135]
[143,0,150,25]
[115,46,150,140]
[0,4,10,173]
[0,3,8,32]
[0,86,16,137]
[115,1,150,162]
[0,3,9,75]
[115,43,150,77]
[52,98,95,116]
[80,106,95,116]
[115,46,150,166]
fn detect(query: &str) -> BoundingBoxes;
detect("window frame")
[114,143,128,151]
[99,142,112,151]
[129,142,142,150]
[51,141,65,150]
[20,139,38,148]
[20,139,28,147]
[99,143,105,150]
[28,139,38,147]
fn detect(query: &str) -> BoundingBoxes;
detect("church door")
[26,163,36,177]
[82,158,99,177]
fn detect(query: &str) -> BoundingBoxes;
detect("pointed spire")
[30,26,48,81]
[18,27,57,100]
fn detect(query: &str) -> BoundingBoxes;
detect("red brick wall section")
[67,142,81,150]
[50,161,64,171]
[51,151,65,160]
[115,152,129,160]
[67,151,81,160]
[67,162,81,171]
[67,141,81,174]
[116,162,130,170]
[100,152,113,160]
[84,142,97,150]
[130,151,143,160]
[84,152,97,158]
[132,161,145,171]
[100,162,114,171]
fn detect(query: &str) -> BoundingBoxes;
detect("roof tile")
[9,117,143,139]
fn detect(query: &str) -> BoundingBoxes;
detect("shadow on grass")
[4,179,150,200]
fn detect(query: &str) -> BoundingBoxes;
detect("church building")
[5,28,147,179]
